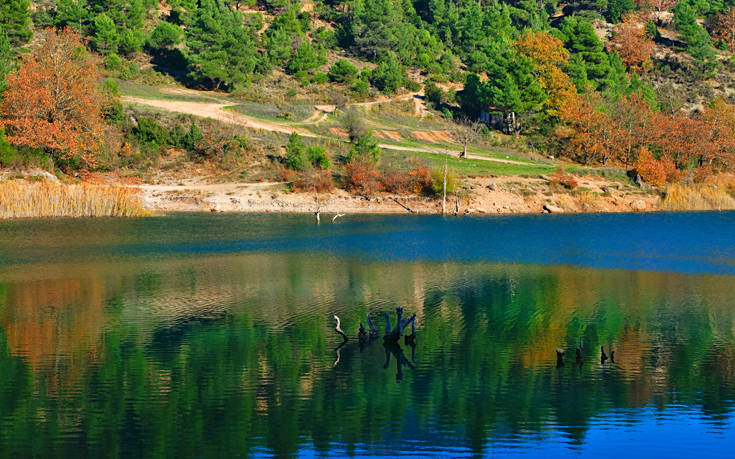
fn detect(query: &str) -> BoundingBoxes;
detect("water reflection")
[0,215,734,457]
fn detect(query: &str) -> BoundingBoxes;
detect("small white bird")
[334,315,348,342]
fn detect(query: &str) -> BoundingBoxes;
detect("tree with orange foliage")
[609,14,654,72]
[633,146,669,186]
[608,93,653,165]
[515,31,577,117]
[707,8,735,51]
[557,94,614,165]
[0,27,113,167]
[696,98,735,170]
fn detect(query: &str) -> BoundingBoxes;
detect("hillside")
[1,0,735,216]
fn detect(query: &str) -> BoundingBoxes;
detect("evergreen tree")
[92,13,119,55]
[0,0,32,45]
[185,0,259,90]
[54,0,90,31]
[0,29,15,95]
[556,17,612,89]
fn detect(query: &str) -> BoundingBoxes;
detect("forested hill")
[1,0,735,188]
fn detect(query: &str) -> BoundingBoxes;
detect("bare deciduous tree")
[451,116,483,158]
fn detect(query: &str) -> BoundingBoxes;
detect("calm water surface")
[1,212,735,458]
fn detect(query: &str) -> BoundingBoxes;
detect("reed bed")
[0,180,147,218]
[661,183,735,211]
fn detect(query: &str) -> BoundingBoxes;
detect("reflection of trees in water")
[1,256,735,456]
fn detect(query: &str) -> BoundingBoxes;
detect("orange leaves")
[515,31,576,117]
[559,92,735,183]
[0,28,113,167]
[515,31,569,68]
[708,8,735,51]
[633,147,668,186]
[609,14,654,72]
[557,94,613,165]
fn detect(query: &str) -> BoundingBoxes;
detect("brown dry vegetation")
[661,183,735,210]
[0,180,147,218]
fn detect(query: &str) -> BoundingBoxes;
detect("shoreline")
[5,173,735,219]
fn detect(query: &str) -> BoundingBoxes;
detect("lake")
[1,212,734,457]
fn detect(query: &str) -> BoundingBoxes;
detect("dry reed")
[661,183,735,211]
[0,180,147,218]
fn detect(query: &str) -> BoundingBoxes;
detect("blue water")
[0,212,734,457]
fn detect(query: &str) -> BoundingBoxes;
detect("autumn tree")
[0,28,113,166]
[707,8,735,51]
[608,93,653,165]
[515,31,577,117]
[557,94,614,165]
[609,14,654,72]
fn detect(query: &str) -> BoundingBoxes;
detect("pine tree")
[0,0,32,45]
[92,13,119,54]
[0,29,16,95]
[185,0,258,90]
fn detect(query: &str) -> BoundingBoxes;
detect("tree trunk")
[442,157,447,215]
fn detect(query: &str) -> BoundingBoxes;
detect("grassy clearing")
[0,180,148,218]
[116,80,229,103]
[382,149,556,177]
[661,183,735,211]
[227,103,315,123]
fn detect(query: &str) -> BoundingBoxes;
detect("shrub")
[425,82,443,108]
[181,123,203,150]
[633,147,667,186]
[148,22,183,50]
[347,133,381,164]
[550,168,579,189]
[307,145,330,169]
[382,166,432,194]
[0,128,20,166]
[292,168,334,192]
[344,161,382,195]
[329,59,358,83]
[311,72,329,84]
[285,132,308,171]
[431,167,459,196]
[351,79,369,96]
[133,117,170,146]
[103,54,123,71]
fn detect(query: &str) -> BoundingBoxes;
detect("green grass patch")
[381,149,556,177]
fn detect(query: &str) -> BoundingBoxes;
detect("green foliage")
[118,28,144,55]
[134,117,170,146]
[0,127,19,166]
[149,22,183,49]
[425,82,443,108]
[351,79,370,96]
[369,55,406,94]
[606,0,635,23]
[285,132,308,171]
[674,0,719,75]
[0,29,15,95]
[92,13,119,55]
[0,0,32,45]
[180,123,203,150]
[348,132,381,164]
[307,145,331,169]
[54,0,90,31]
[328,59,359,83]
[287,41,326,76]
[185,0,258,90]
[556,17,613,91]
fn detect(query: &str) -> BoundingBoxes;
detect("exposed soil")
[132,174,660,215]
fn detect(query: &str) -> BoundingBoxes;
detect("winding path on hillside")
[122,96,536,166]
